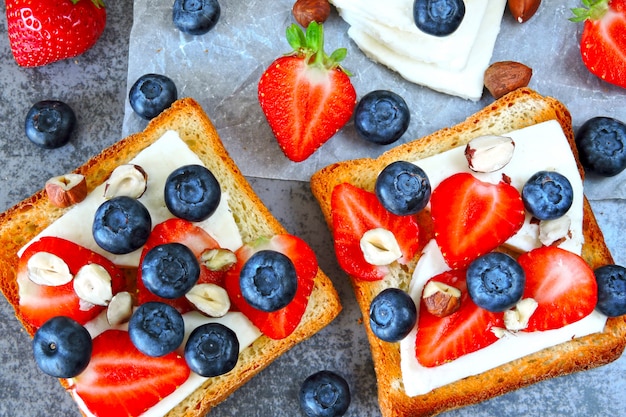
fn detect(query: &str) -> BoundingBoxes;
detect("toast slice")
[310,88,626,417]
[0,97,341,416]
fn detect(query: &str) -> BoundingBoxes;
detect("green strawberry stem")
[570,0,609,22]
[285,22,351,76]
[70,0,105,8]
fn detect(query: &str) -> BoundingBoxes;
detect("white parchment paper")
[123,0,626,199]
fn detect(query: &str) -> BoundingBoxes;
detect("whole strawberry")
[6,0,106,67]
[570,0,626,89]
[258,22,357,162]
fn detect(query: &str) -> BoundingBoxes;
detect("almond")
[508,0,541,24]
[45,173,88,208]
[292,0,331,28]
[484,61,533,99]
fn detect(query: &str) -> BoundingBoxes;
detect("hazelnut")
[201,248,237,271]
[73,263,113,307]
[45,173,87,208]
[503,298,538,331]
[360,228,402,266]
[484,61,533,99]
[422,281,461,318]
[185,283,230,317]
[26,251,73,286]
[103,164,148,199]
[106,291,134,326]
[292,0,331,28]
[508,0,541,24]
[465,135,515,173]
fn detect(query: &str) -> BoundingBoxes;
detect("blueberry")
[594,264,626,317]
[354,90,410,145]
[299,370,351,417]
[93,196,152,254]
[466,252,525,312]
[522,170,574,221]
[141,242,200,299]
[173,0,220,35]
[32,316,92,378]
[164,164,221,222]
[129,74,178,120]
[184,322,239,377]
[575,116,626,177]
[239,250,298,312]
[128,302,185,357]
[413,0,465,37]
[375,161,431,216]
[25,100,76,149]
[369,288,417,342]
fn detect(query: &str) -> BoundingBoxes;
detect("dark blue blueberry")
[93,196,152,254]
[575,116,626,177]
[239,250,297,312]
[173,0,220,35]
[25,100,76,149]
[129,74,178,120]
[413,0,465,37]
[522,170,574,221]
[369,288,417,342]
[299,370,351,417]
[466,252,525,312]
[141,242,200,299]
[594,264,626,317]
[354,90,410,145]
[32,316,92,378]
[164,164,221,222]
[128,302,185,357]
[375,161,431,216]
[184,322,239,377]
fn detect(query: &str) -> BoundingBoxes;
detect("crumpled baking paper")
[123,0,626,200]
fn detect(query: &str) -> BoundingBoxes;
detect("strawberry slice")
[331,183,421,281]
[224,234,317,339]
[17,237,126,329]
[137,218,226,313]
[71,329,190,417]
[430,173,525,269]
[571,0,626,90]
[258,22,357,162]
[415,269,504,367]
[518,246,598,331]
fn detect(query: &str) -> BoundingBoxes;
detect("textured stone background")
[0,1,624,417]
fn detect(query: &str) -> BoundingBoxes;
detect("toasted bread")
[0,97,341,417]
[310,88,626,417]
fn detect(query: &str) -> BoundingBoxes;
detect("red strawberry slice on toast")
[6,0,107,67]
[571,0,626,89]
[430,173,525,269]
[258,22,357,162]
[224,234,317,339]
[17,237,126,329]
[518,246,598,332]
[137,218,226,313]
[71,329,190,417]
[331,182,421,281]
[415,269,504,367]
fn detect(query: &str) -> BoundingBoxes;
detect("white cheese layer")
[20,130,243,266]
[332,0,507,100]
[400,240,607,396]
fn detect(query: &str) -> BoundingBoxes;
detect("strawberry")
[331,183,421,281]
[224,234,317,339]
[430,173,525,269]
[518,246,598,332]
[415,269,504,367]
[570,0,626,89]
[136,218,226,313]
[6,0,106,67]
[16,237,126,329]
[71,329,190,417]
[257,22,357,162]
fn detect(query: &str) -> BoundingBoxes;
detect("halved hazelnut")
[27,251,73,286]
[106,291,134,326]
[201,248,237,272]
[422,281,461,318]
[503,298,538,331]
[185,283,230,317]
[539,216,572,247]
[103,164,148,199]
[45,173,87,208]
[360,228,402,266]
[465,135,515,173]
[73,263,113,307]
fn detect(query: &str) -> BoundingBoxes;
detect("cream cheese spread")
[330,0,507,100]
